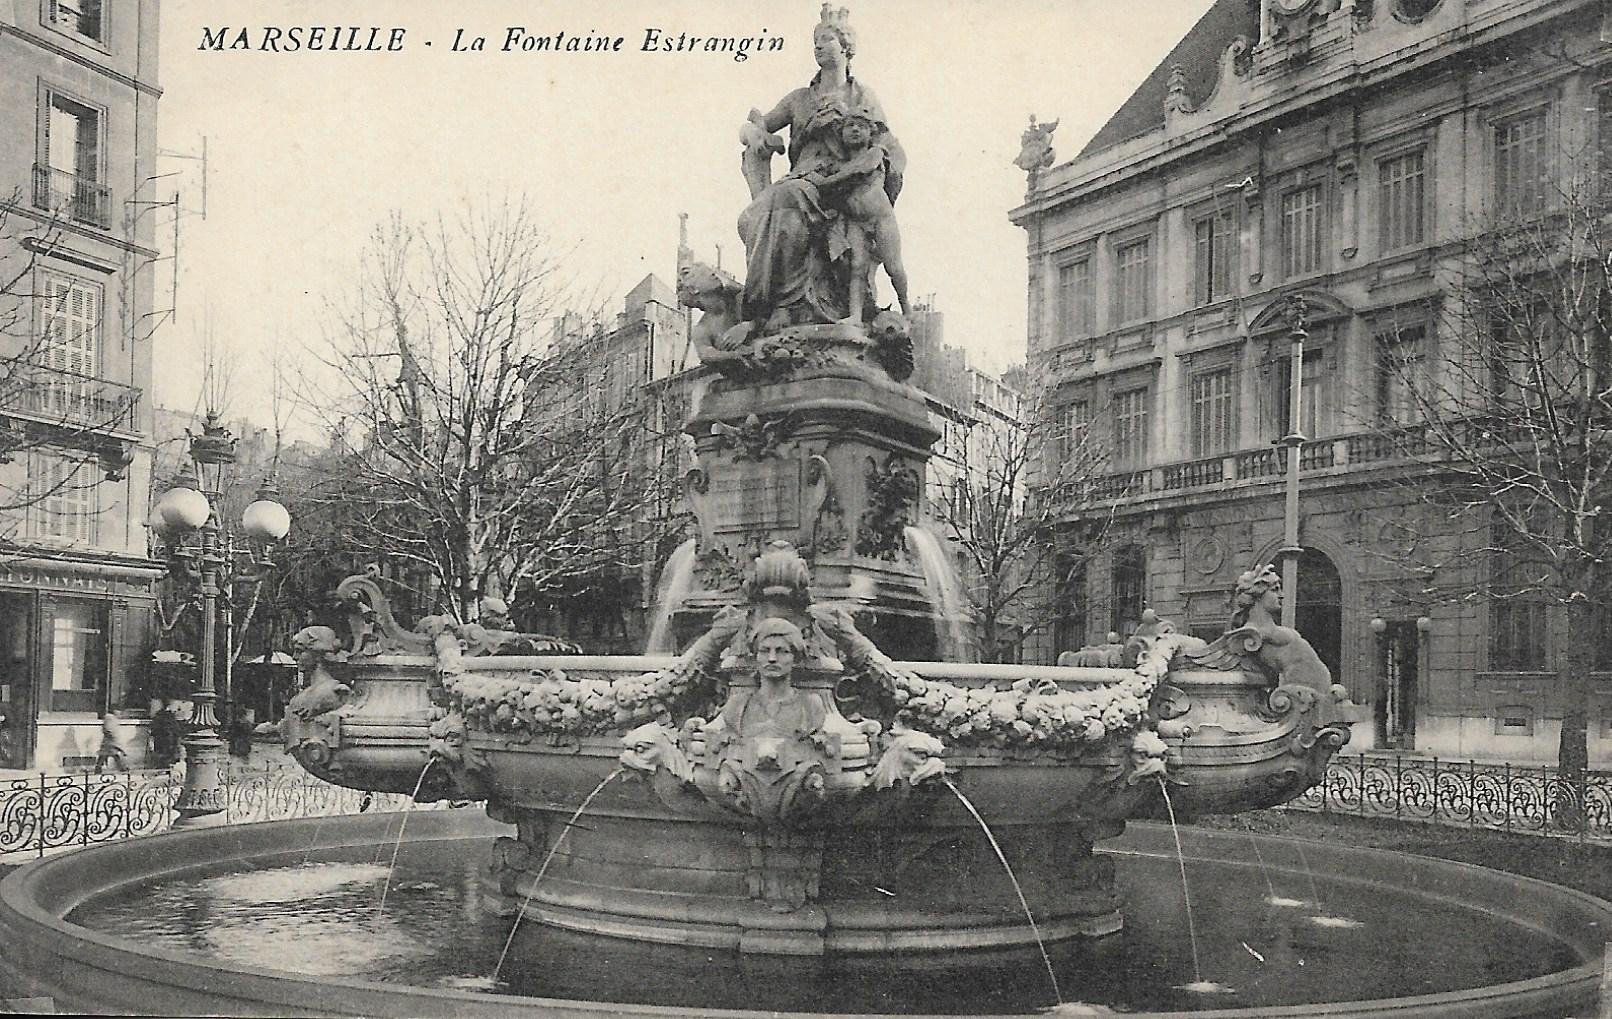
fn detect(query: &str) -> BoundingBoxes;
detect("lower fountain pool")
[19,809,1598,1018]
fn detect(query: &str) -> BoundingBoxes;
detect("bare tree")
[1374,182,1611,807]
[0,190,140,552]
[928,372,1117,663]
[295,201,674,625]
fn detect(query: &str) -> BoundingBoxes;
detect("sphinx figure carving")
[284,625,350,768]
[1186,564,1341,696]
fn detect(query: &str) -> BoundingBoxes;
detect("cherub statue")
[808,110,910,324]
[1185,564,1333,690]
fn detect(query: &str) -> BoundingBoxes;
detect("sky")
[152,0,1213,433]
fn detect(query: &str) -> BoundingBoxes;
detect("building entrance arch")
[1294,548,1343,686]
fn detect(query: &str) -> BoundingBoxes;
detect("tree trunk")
[1554,564,1597,831]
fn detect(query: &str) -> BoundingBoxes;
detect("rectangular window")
[1053,557,1087,657]
[48,599,107,713]
[1489,520,1548,672]
[1274,347,1330,438]
[1193,212,1233,305]
[1057,259,1093,341]
[1378,150,1426,250]
[35,271,102,423]
[35,90,107,228]
[1112,387,1149,466]
[1375,326,1424,426]
[1490,596,1548,670]
[26,453,98,544]
[1110,546,1146,637]
[48,0,104,42]
[1054,400,1089,467]
[1189,368,1236,456]
[1495,109,1550,219]
[1114,239,1152,323]
[39,271,100,377]
[1282,184,1324,278]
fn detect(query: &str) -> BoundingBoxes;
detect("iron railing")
[2,365,141,433]
[0,766,447,861]
[31,164,112,230]
[1287,751,1612,839]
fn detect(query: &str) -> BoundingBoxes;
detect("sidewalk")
[0,737,297,784]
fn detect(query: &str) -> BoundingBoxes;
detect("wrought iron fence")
[0,766,445,862]
[1288,751,1612,839]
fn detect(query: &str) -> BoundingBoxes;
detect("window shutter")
[39,90,50,170]
[35,596,56,714]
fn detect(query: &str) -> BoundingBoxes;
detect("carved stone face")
[756,634,798,683]
[813,26,847,70]
[842,118,872,149]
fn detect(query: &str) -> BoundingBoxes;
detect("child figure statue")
[812,111,910,325]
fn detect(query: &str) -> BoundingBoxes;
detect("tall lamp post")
[1278,297,1308,629]
[151,414,291,826]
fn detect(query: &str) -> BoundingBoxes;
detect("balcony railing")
[1061,429,1433,511]
[31,164,112,230]
[2,366,141,434]
[1162,455,1225,490]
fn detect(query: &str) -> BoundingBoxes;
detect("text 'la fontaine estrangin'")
[197,25,787,63]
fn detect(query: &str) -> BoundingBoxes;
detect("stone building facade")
[522,273,695,653]
[1014,0,1611,761]
[0,1,162,769]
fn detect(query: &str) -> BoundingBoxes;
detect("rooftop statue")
[736,4,909,332]
[1013,113,1058,174]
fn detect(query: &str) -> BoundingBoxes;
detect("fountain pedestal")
[677,343,944,661]
[477,757,1136,957]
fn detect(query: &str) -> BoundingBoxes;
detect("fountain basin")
[2,809,1607,1017]
[283,643,1351,957]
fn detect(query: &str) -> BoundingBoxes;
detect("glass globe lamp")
[155,468,211,533]
[241,488,291,543]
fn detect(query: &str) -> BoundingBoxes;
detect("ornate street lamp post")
[1278,297,1307,629]
[151,414,290,826]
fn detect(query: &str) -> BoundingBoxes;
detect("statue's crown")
[819,4,852,33]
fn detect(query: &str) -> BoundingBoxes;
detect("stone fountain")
[277,3,1357,960]
[6,9,1611,1017]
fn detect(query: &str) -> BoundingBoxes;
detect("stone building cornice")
[0,23,162,98]
[1011,0,1601,230]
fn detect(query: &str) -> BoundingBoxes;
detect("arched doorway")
[1294,548,1343,686]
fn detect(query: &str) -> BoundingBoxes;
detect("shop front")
[0,559,160,771]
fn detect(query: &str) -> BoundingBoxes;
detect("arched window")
[1295,548,1343,684]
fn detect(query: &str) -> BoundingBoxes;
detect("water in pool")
[70,835,1580,1014]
